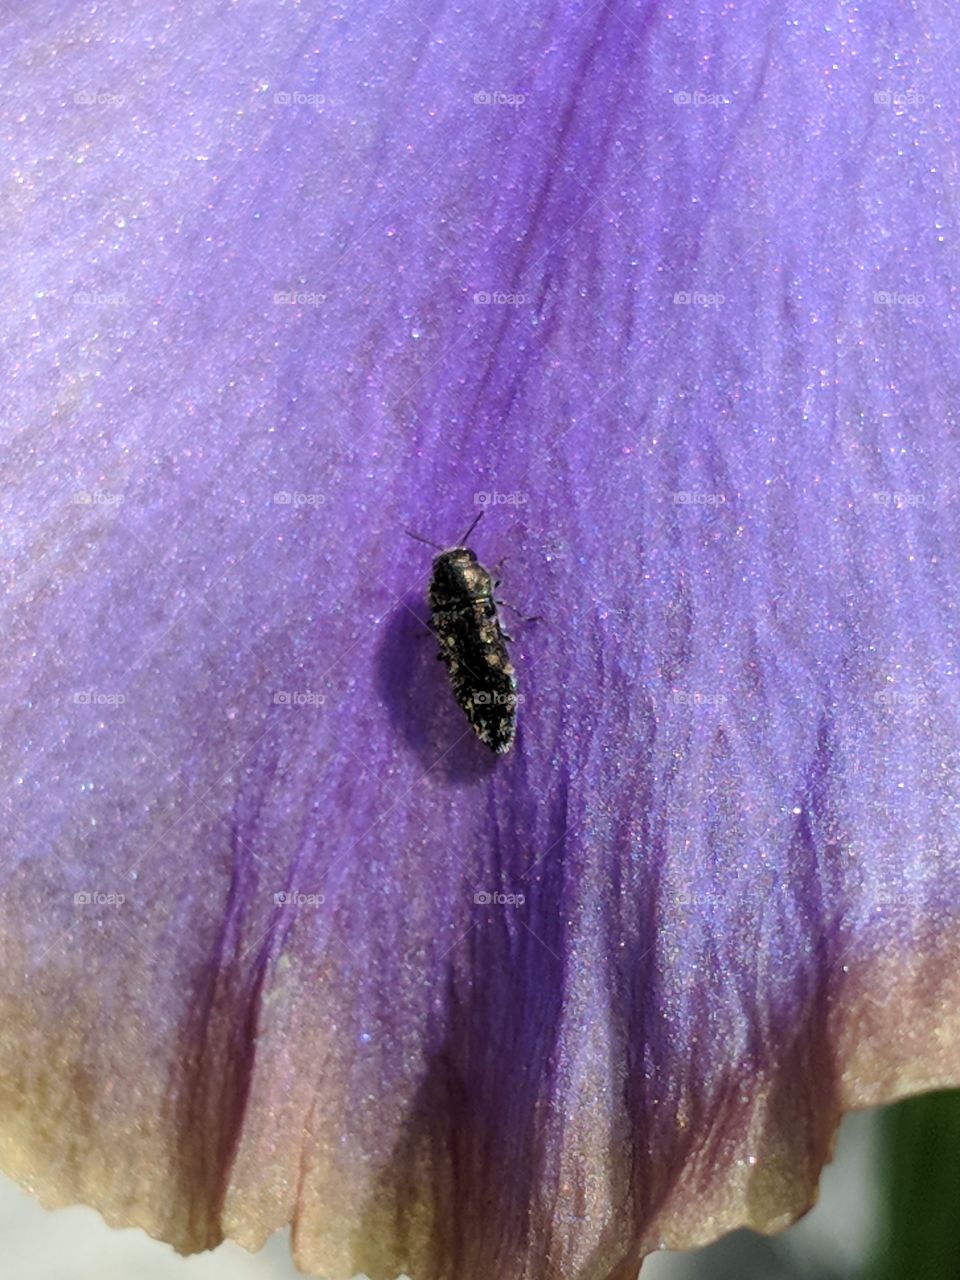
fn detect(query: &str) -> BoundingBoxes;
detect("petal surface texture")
[2,3,960,1279]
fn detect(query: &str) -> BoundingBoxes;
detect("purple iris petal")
[2,2,958,1278]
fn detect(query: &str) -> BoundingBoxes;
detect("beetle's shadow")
[377,593,499,784]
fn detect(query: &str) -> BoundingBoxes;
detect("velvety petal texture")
[2,2,960,1278]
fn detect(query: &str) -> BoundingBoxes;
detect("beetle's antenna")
[458,511,483,545]
[405,528,444,550]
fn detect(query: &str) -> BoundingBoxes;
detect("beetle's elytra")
[406,513,519,754]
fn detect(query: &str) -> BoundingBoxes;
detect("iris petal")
[2,3,958,1278]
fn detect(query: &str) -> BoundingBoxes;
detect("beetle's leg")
[496,598,542,624]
